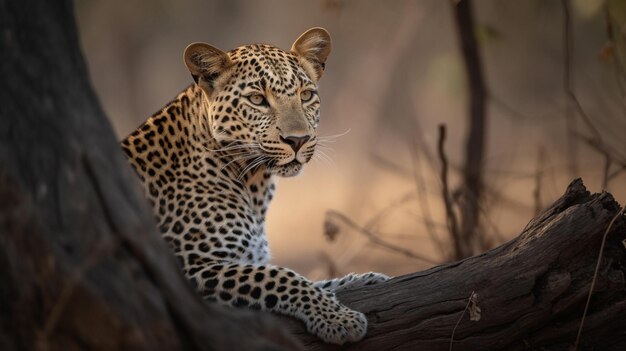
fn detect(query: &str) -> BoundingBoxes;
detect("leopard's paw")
[307,306,367,345]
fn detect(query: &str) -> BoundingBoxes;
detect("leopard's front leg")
[189,261,367,345]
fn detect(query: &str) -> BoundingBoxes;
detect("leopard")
[121,27,389,345]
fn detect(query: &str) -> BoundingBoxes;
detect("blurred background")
[76,0,626,280]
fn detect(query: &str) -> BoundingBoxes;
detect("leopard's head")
[184,28,331,177]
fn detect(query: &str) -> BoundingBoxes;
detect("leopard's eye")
[248,94,267,106]
[300,90,314,102]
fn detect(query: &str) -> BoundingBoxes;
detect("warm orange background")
[77,0,626,279]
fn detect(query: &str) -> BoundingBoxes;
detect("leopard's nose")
[280,135,310,153]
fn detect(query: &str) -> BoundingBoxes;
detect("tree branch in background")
[561,0,626,190]
[561,0,580,178]
[533,146,546,216]
[410,140,446,257]
[325,210,439,265]
[437,124,461,260]
[603,2,626,97]
[451,0,488,259]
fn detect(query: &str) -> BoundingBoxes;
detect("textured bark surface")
[287,179,626,350]
[0,1,299,350]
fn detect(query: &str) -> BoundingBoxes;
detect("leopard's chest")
[145,156,274,267]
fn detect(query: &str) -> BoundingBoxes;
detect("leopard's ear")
[291,27,332,81]
[184,43,233,96]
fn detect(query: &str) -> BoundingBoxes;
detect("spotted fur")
[121,28,389,345]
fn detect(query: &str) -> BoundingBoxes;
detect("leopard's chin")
[272,160,304,177]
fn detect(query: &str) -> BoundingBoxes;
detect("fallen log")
[287,179,626,350]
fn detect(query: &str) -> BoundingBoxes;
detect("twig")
[370,152,412,178]
[478,205,505,247]
[407,89,442,176]
[449,290,477,351]
[562,0,618,190]
[490,93,531,121]
[376,229,447,241]
[575,132,616,191]
[452,0,487,259]
[561,0,580,178]
[568,93,603,145]
[602,156,611,190]
[437,124,461,260]
[608,164,626,182]
[317,251,339,278]
[603,3,626,97]
[577,131,626,189]
[569,98,614,189]
[533,146,546,216]
[363,192,416,232]
[326,210,439,264]
[410,139,446,257]
[573,206,625,350]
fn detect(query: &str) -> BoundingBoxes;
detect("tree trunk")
[0,1,299,350]
[286,179,626,350]
[453,0,489,259]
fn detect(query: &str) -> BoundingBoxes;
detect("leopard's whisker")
[314,149,335,168]
[315,143,336,154]
[240,158,267,179]
[204,143,260,153]
[237,155,267,180]
[221,152,261,171]
[316,128,351,141]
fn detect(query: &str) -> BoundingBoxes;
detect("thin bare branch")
[437,124,461,260]
[477,205,505,247]
[561,0,580,178]
[449,291,479,351]
[608,164,626,182]
[562,0,619,190]
[317,252,339,279]
[603,3,626,97]
[533,146,546,216]
[574,206,626,350]
[410,140,446,257]
[326,210,439,265]
[363,192,416,232]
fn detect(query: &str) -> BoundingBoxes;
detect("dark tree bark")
[0,1,300,350]
[286,179,626,350]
